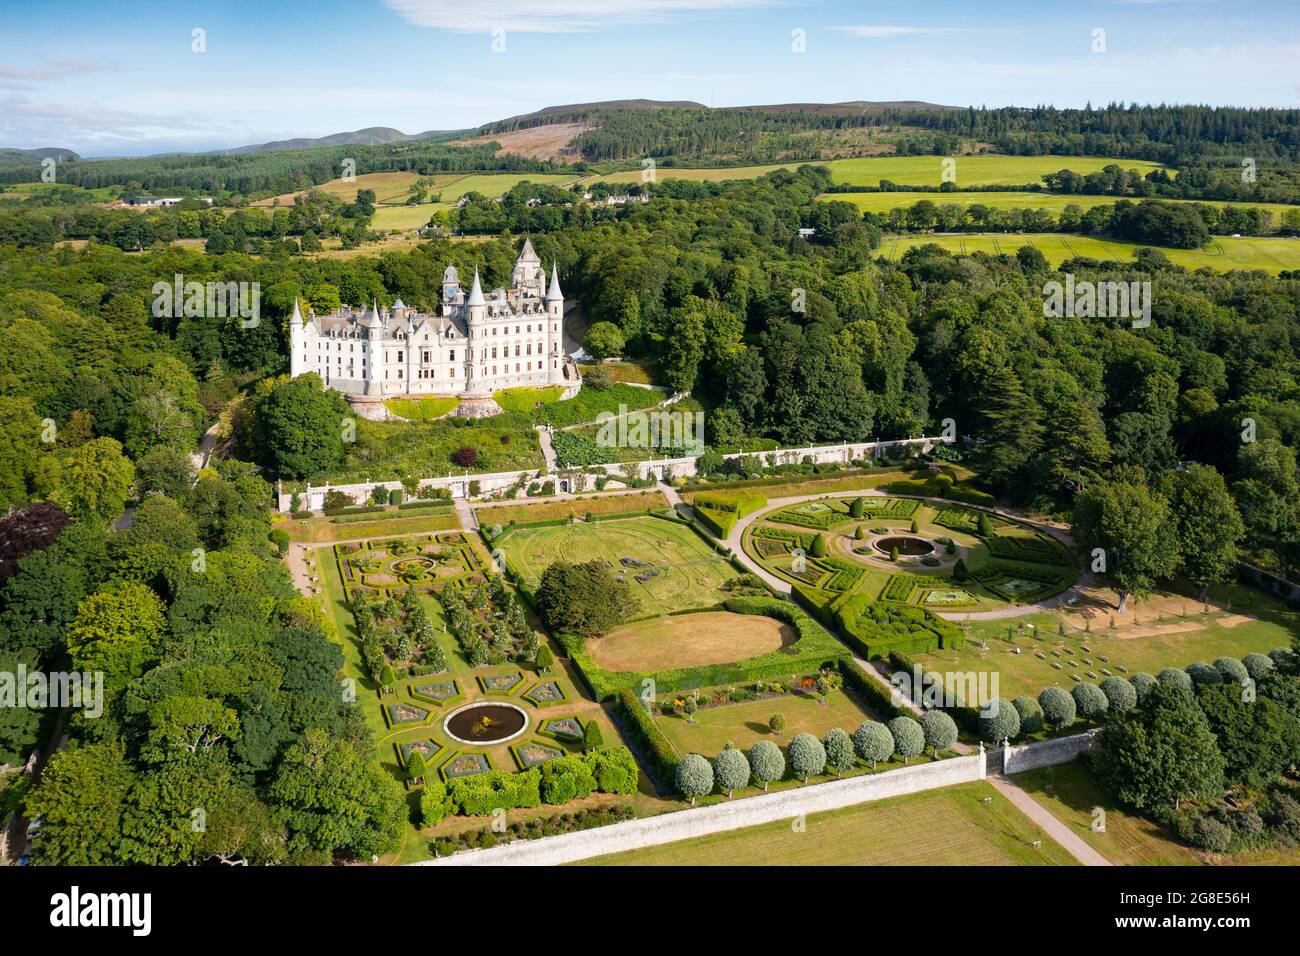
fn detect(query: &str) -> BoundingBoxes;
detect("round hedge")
[1011,695,1044,734]
[1099,675,1138,713]
[747,740,785,789]
[1186,661,1223,686]
[852,721,895,767]
[919,710,958,755]
[1129,672,1158,701]
[1157,667,1194,692]
[823,728,857,773]
[1213,656,1249,685]
[674,753,714,801]
[888,715,926,762]
[787,732,827,781]
[1038,686,1076,729]
[1072,682,1109,721]
[712,747,751,796]
[1242,653,1274,681]
[978,697,1021,743]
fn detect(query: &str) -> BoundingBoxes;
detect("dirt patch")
[589,611,796,672]
[1218,614,1251,629]
[452,123,592,161]
[1109,621,1205,640]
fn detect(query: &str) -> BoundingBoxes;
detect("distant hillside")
[214,127,465,155]
[0,146,81,164]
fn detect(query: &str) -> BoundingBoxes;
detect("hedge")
[793,586,962,660]
[615,689,679,785]
[446,769,541,816]
[837,658,910,720]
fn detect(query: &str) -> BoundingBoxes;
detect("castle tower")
[363,300,383,397]
[442,264,459,306]
[289,298,307,377]
[512,238,543,297]
[545,263,564,384]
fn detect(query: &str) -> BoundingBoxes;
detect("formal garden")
[334,531,484,599]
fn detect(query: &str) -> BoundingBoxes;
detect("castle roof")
[518,237,539,263]
[546,263,563,302]
[466,269,485,307]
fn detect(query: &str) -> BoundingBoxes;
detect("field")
[820,190,1298,229]
[590,155,1166,188]
[915,580,1298,699]
[590,610,794,672]
[654,686,872,757]
[370,204,449,231]
[452,122,592,161]
[475,491,669,527]
[495,514,734,616]
[875,232,1300,273]
[581,780,1078,866]
[1012,761,1199,866]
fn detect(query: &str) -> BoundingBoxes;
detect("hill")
[215,126,464,155]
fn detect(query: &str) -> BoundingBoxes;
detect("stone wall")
[1003,730,1099,775]
[417,750,984,867]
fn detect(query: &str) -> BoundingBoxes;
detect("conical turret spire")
[467,269,485,306]
[546,262,563,301]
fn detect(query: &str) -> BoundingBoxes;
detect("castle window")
[450,368,455,377]
[398,351,404,363]
[515,363,520,372]
[398,369,403,379]
[449,350,455,360]
[491,348,497,359]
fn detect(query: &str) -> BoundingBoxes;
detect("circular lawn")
[589,611,797,672]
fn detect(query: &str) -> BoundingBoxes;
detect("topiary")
[747,740,785,790]
[1011,695,1044,734]
[850,498,866,519]
[1213,656,1249,685]
[852,721,894,768]
[822,728,856,774]
[952,557,968,582]
[787,732,827,781]
[919,710,958,756]
[1072,682,1109,721]
[888,715,925,764]
[979,697,1021,743]
[1242,653,1274,681]
[1186,661,1223,686]
[712,746,751,797]
[674,753,714,804]
[1157,667,1194,692]
[809,533,828,558]
[1099,675,1138,714]
[1129,672,1158,701]
[1038,685,1076,730]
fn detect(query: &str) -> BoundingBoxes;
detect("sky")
[1,0,1297,156]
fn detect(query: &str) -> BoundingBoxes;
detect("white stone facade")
[289,239,573,400]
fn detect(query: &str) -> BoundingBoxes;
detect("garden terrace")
[335,531,484,600]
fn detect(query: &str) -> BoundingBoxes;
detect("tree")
[49,437,135,524]
[850,498,866,519]
[254,373,348,480]
[582,719,604,752]
[1072,478,1179,612]
[1130,672,1158,701]
[536,560,638,638]
[852,721,894,768]
[1099,676,1138,714]
[535,643,554,672]
[66,582,166,692]
[406,750,428,783]
[1159,464,1244,600]
[978,698,1021,743]
[712,746,750,796]
[888,716,925,764]
[1072,682,1109,722]
[24,742,137,864]
[674,753,714,804]
[420,778,452,827]
[584,321,625,360]
[809,533,828,558]
[1094,684,1225,812]
[1213,657,1249,685]
[1011,695,1044,734]
[1038,686,1076,731]
[1157,667,1195,692]
[919,710,958,756]
[1196,684,1300,788]
[682,694,698,724]
[747,740,785,790]
[1233,439,1299,545]
[823,727,856,773]
[768,713,786,736]
[787,732,826,781]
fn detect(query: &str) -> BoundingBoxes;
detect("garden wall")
[416,750,985,867]
[1002,730,1100,775]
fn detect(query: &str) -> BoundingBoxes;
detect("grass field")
[1012,761,1199,866]
[476,491,668,527]
[590,155,1165,188]
[654,687,871,757]
[820,190,1298,229]
[496,514,735,616]
[592,610,794,672]
[280,510,461,543]
[917,580,1298,699]
[581,780,1078,866]
[875,232,1300,273]
[384,396,459,420]
[370,203,449,231]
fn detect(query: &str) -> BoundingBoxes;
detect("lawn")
[1011,760,1200,866]
[385,396,460,420]
[916,580,1299,699]
[875,232,1300,274]
[493,385,565,414]
[495,514,735,616]
[436,173,582,202]
[580,780,1078,866]
[591,610,794,672]
[820,190,1297,229]
[371,204,448,231]
[654,686,872,757]
[475,491,669,527]
[281,510,461,543]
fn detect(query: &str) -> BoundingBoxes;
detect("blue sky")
[1,0,1297,155]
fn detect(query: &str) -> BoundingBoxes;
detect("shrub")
[1242,653,1275,681]
[1099,676,1138,714]
[1072,682,1109,721]
[371,485,390,505]
[768,713,786,735]
[447,769,541,816]
[675,754,714,804]
[1130,672,1158,701]
[952,557,968,582]
[979,698,1021,743]
[1157,667,1194,692]
[1011,695,1044,734]
[712,747,751,796]
[419,779,452,827]
[540,755,597,804]
[909,518,920,533]
[850,498,865,519]
[615,689,677,784]
[919,710,958,756]
[823,728,856,773]
[535,644,554,672]
[810,533,828,558]
[1190,815,1232,853]
[406,750,428,783]
[888,715,925,763]
[1213,657,1249,685]
[787,732,827,781]
[852,721,895,768]
[747,740,785,790]
[270,528,289,555]
[1186,661,1223,686]
[452,446,479,467]
[1038,686,1076,730]
[582,719,605,751]
[977,513,995,537]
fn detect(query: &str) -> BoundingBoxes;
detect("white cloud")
[384,0,780,33]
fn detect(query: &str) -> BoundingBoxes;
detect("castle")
[289,239,575,404]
